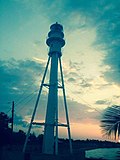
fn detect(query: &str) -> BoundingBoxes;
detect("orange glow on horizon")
[71,122,102,139]
[58,122,103,140]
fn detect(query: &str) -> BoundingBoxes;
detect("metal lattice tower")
[23,22,72,155]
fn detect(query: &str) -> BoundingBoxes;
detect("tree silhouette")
[0,112,10,130]
[0,112,11,146]
[101,105,120,139]
[12,130,26,145]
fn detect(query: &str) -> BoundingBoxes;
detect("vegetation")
[0,112,12,146]
[101,105,120,139]
[0,111,120,148]
[0,112,43,147]
[0,111,120,160]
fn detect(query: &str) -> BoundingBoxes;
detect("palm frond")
[101,105,120,139]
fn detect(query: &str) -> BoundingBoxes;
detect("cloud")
[0,58,45,113]
[61,1,120,86]
[92,1,120,85]
[2,1,120,87]
[14,114,28,128]
[10,0,102,29]
[67,99,100,123]
[0,58,101,133]
[63,61,94,95]
[67,77,76,83]
[95,100,109,105]
[42,0,120,85]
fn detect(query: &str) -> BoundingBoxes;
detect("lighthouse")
[23,22,72,155]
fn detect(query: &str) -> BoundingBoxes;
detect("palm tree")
[101,105,120,140]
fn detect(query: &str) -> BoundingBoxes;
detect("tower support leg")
[23,57,50,153]
[59,57,73,154]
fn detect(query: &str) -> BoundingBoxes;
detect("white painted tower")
[23,22,72,155]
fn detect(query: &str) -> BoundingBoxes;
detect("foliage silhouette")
[0,112,10,129]
[0,112,11,146]
[101,105,120,139]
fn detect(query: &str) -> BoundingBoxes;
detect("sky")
[0,0,120,141]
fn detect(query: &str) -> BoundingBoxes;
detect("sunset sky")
[0,0,120,141]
